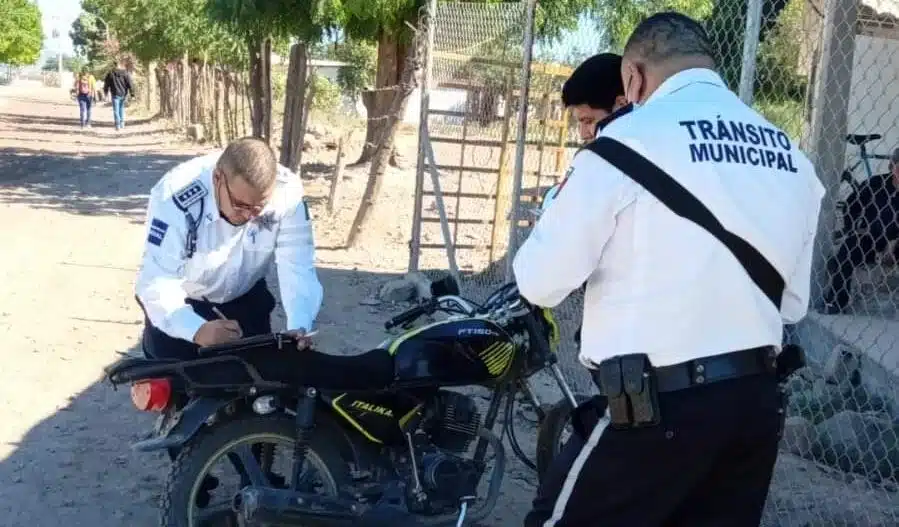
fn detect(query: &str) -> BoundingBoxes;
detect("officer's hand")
[193,320,243,347]
[283,328,314,350]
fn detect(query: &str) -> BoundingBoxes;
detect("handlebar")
[384,299,435,330]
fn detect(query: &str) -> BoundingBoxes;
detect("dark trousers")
[525,373,784,527]
[824,232,898,310]
[141,279,276,361]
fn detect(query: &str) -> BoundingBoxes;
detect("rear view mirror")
[430,273,460,297]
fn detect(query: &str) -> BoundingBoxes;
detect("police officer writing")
[135,137,322,359]
[515,12,823,527]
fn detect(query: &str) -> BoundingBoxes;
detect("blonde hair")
[216,137,277,191]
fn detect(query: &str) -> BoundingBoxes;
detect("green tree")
[70,2,110,66]
[208,0,338,168]
[333,38,377,100]
[0,0,44,67]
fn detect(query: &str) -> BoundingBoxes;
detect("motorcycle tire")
[160,413,350,527]
[535,394,589,484]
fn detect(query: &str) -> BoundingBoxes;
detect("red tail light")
[131,379,172,412]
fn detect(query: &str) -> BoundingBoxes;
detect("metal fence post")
[409,0,439,273]
[737,0,763,104]
[503,0,538,282]
[807,0,859,306]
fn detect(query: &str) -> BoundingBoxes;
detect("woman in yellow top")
[73,70,96,129]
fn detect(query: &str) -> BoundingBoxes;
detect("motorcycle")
[105,274,583,526]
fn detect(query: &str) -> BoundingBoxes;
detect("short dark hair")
[217,137,278,191]
[623,11,715,67]
[561,53,624,111]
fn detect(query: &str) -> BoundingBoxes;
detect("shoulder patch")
[172,180,208,211]
[148,218,169,246]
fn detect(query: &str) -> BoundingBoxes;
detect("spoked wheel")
[160,414,349,527]
[535,394,590,483]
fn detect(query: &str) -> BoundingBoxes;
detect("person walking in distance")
[515,12,824,527]
[103,59,133,130]
[73,69,96,129]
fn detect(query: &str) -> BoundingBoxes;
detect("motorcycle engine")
[412,391,483,514]
[428,391,481,453]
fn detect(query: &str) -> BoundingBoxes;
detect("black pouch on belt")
[776,344,806,382]
[595,353,661,429]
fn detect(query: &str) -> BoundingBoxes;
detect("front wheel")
[160,413,349,527]
[535,394,590,484]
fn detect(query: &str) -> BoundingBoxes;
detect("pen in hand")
[203,296,228,321]
[211,305,227,321]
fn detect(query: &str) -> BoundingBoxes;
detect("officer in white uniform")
[135,136,322,360]
[516,12,824,527]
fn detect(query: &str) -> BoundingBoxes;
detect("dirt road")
[0,83,539,526]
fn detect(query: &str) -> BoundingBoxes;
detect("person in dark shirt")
[823,147,899,313]
[103,60,134,130]
[562,53,632,142]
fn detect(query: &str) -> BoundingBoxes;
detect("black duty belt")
[592,346,777,395]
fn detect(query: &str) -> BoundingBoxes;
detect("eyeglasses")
[218,172,266,215]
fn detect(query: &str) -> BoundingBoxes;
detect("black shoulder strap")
[584,137,785,309]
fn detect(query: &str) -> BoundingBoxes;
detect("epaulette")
[172,180,208,212]
[170,179,207,259]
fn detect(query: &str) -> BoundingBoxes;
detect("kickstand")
[455,496,476,527]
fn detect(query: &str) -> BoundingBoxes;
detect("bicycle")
[835,133,892,239]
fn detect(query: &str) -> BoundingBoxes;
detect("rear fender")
[131,397,236,452]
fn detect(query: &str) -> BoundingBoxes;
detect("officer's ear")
[612,95,628,112]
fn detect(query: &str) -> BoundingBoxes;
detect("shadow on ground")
[0,267,409,527]
[0,147,195,223]
[0,108,154,129]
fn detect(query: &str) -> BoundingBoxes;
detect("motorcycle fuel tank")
[389,318,516,387]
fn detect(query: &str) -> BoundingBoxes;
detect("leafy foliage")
[70,3,110,66]
[333,38,376,98]
[91,0,244,66]
[593,0,714,51]
[755,0,806,101]
[310,73,341,111]
[0,0,44,67]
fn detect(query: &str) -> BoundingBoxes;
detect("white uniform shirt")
[513,68,825,368]
[135,152,323,342]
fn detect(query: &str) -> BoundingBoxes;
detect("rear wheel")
[535,394,589,484]
[160,414,349,527]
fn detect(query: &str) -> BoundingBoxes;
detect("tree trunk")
[215,68,226,146]
[243,74,251,136]
[262,37,273,144]
[180,53,190,125]
[143,60,152,113]
[355,30,407,165]
[345,39,419,247]
[279,42,309,173]
[248,38,265,138]
[223,70,233,141]
[190,62,200,124]
[155,66,168,117]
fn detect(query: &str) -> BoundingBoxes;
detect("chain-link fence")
[413,0,899,524]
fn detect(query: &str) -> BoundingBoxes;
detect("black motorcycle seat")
[180,347,397,392]
[846,133,882,145]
